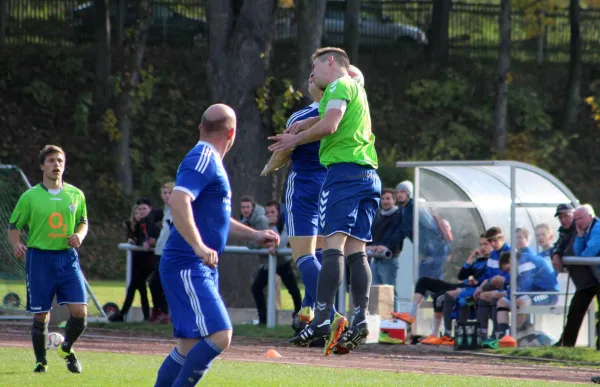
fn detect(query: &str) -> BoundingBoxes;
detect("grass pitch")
[0,347,577,387]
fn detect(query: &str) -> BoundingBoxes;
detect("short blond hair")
[162,181,174,191]
[311,47,350,69]
[534,223,551,233]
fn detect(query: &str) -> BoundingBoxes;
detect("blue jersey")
[458,256,488,286]
[162,141,232,270]
[517,249,560,292]
[481,243,511,283]
[288,102,326,173]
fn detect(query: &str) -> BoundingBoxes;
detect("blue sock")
[315,249,323,264]
[296,254,321,309]
[301,294,313,308]
[155,348,185,387]
[172,338,222,386]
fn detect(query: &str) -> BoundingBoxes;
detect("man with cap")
[552,203,600,347]
[393,180,450,280]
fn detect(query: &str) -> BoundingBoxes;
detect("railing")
[4,0,600,62]
[118,243,391,328]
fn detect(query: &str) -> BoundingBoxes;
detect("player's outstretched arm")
[229,218,280,249]
[268,109,343,152]
[284,116,320,135]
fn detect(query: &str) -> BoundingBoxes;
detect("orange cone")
[264,349,282,358]
[499,334,517,348]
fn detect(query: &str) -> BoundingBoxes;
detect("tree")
[112,0,153,195]
[94,0,111,111]
[295,0,327,99]
[206,0,280,208]
[0,0,7,54]
[562,0,581,132]
[344,0,361,62]
[426,0,451,62]
[494,0,511,154]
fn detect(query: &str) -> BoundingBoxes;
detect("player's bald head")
[200,103,236,134]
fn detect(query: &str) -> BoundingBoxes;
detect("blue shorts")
[318,163,381,242]
[285,169,326,237]
[504,294,558,308]
[161,265,232,339]
[456,286,476,306]
[531,294,558,306]
[26,248,87,313]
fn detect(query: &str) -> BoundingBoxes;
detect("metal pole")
[509,165,518,339]
[266,254,277,328]
[413,167,420,285]
[588,301,596,349]
[126,250,132,288]
[84,277,108,319]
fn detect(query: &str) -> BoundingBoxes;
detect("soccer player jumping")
[8,145,89,373]
[264,66,365,334]
[269,47,381,355]
[154,104,280,386]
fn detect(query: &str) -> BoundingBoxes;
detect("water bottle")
[457,325,464,347]
[466,325,474,346]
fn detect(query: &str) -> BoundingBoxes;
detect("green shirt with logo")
[318,76,378,169]
[9,183,88,250]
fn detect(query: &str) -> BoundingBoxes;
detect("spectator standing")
[239,196,269,247]
[251,200,302,325]
[110,199,159,322]
[149,182,173,323]
[367,188,402,311]
[552,204,600,347]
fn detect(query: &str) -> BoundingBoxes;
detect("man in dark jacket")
[367,188,402,311]
[552,203,600,347]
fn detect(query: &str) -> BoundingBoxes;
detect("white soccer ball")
[47,332,64,349]
[349,65,365,87]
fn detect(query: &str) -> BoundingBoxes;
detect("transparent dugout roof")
[398,161,579,254]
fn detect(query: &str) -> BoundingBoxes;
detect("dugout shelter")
[394,160,595,347]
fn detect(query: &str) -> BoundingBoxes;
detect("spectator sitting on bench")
[534,223,554,262]
[475,227,534,345]
[394,234,492,345]
[490,247,559,348]
[462,227,510,343]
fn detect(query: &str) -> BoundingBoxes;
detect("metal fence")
[4,0,600,62]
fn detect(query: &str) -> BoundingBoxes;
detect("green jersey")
[9,183,88,250]
[318,76,378,169]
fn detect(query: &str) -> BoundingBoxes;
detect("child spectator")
[149,182,173,323]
